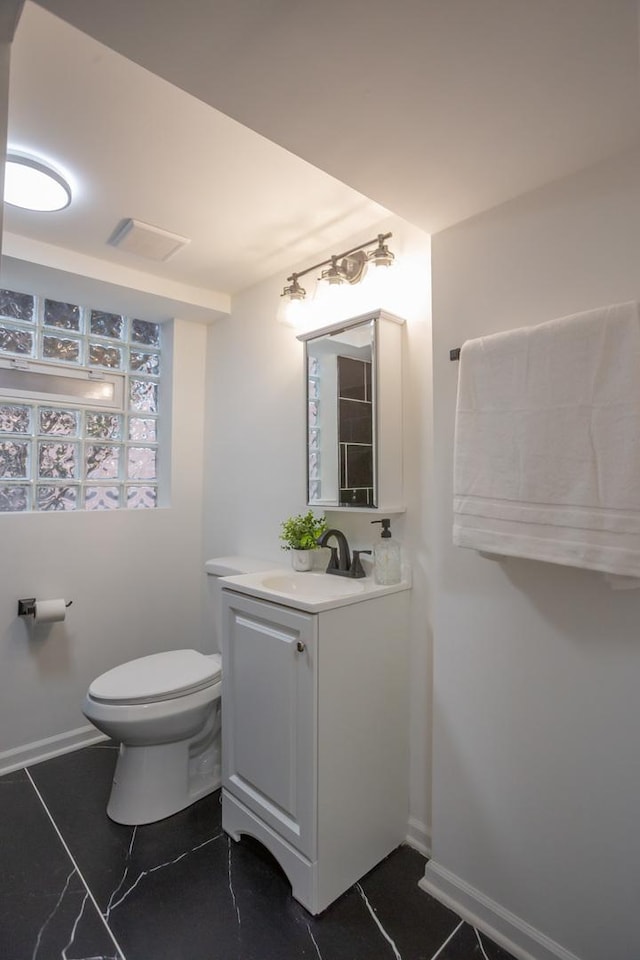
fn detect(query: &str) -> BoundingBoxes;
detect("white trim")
[405,816,431,857]
[0,725,108,775]
[420,861,583,960]
[0,357,125,410]
[296,308,405,342]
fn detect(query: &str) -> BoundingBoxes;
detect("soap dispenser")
[371,518,402,585]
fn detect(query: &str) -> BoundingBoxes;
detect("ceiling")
[3,0,640,318]
[3,2,390,318]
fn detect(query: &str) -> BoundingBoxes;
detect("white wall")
[203,215,434,848]
[425,143,640,960]
[0,317,209,769]
[0,38,10,255]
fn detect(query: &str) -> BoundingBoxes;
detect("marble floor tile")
[0,745,519,960]
[434,921,517,960]
[0,767,121,960]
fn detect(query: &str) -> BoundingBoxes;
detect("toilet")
[83,556,272,825]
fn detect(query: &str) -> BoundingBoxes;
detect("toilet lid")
[89,650,222,704]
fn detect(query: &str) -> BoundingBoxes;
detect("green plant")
[279,510,328,551]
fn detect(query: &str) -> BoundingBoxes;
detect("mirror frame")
[297,309,406,514]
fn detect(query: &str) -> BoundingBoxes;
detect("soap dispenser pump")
[371,518,402,585]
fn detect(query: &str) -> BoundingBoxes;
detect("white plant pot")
[291,550,313,572]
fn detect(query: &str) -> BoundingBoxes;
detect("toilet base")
[107,704,221,825]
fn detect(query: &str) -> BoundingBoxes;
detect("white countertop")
[221,568,411,613]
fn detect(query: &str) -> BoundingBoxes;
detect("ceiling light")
[4,153,72,212]
[280,232,394,302]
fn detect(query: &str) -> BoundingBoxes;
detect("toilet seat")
[89,650,222,705]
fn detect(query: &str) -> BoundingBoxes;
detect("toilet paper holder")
[18,598,73,618]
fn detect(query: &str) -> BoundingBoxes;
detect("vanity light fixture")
[280,232,394,302]
[3,152,72,212]
[282,275,307,300]
[321,256,345,286]
[368,234,395,268]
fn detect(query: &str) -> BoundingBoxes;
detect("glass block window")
[0,288,162,513]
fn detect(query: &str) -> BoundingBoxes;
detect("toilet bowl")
[83,649,222,825]
[83,556,273,826]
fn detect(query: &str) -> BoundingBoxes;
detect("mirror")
[304,318,377,508]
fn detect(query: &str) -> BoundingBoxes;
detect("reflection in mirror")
[306,319,376,508]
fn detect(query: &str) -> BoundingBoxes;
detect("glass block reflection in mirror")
[39,408,79,436]
[0,440,29,478]
[44,300,80,331]
[0,484,29,512]
[0,290,34,323]
[38,442,78,479]
[36,485,78,511]
[86,444,120,480]
[0,288,161,512]
[85,486,120,510]
[90,311,124,340]
[303,316,377,509]
[0,404,30,433]
[309,451,321,481]
[0,325,34,356]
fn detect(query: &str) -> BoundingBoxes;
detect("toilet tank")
[204,555,274,653]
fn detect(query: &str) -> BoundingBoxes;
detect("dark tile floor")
[0,743,517,960]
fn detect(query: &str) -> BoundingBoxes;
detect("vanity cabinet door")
[221,592,317,859]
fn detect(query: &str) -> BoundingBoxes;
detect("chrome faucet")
[316,528,371,578]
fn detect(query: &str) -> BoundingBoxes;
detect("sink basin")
[223,567,409,612]
[259,573,366,600]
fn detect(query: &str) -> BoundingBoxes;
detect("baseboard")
[0,725,108,775]
[405,816,431,857]
[420,860,582,960]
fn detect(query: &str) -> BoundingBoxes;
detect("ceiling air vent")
[108,218,190,262]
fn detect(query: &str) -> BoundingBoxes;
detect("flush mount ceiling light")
[4,153,72,212]
[280,233,395,302]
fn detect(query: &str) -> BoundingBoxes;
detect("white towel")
[453,301,640,578]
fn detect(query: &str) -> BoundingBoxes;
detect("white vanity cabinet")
[221,587,409,915]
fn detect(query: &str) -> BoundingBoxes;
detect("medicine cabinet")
[297,309,405,513]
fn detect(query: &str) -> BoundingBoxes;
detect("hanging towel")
[453,301,640,577]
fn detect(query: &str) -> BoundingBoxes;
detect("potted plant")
[279,510,328,571]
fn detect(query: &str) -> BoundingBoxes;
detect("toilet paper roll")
[34,599,67,623]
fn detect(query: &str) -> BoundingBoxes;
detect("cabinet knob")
[296,641,306,653]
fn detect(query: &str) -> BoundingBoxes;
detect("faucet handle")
[350,549,372,578]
